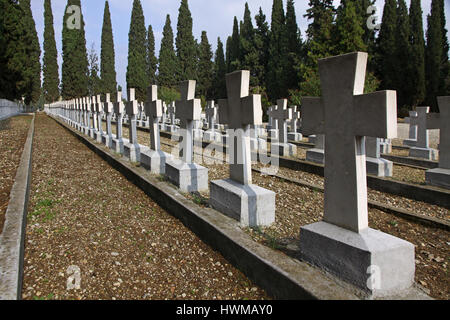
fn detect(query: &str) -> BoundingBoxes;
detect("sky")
[30,0,450,95]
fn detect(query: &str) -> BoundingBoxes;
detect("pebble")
[111,252,119,257]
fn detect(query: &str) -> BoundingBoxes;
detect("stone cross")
[103,93,114,143]
[125,88,139,145]
[144,85,163,151]
[168,102,176,125]
[113,91,125,144]
[205,101,217,130]
[218,70,263,185]
[271,99,293,144]
[301,52,397,233]
[95,94,103,137]
[175,80,202,164]
[414,107,432,149]
[267,106,278,130]
[404,111,418,146]
[428,97,449,169]
[290,106,301,133]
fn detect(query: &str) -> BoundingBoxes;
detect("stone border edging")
[49,115,362,300]
[0,113,35,300]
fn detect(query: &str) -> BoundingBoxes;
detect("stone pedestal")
[306,148,324,164]
[193,128,203,140]
[167,125,178,133]
[403,139,417,147]
[95,131,103,143]
[409,147,438,161]
[308,135,316,145]
[165,160,208,193]
[299,221,415,297]
[380,139,392,154]
[272,142,297,157]
[268,129,278,140]
[102,134,113,149]
[210,179,275,227]
[140,149,172,175]
[288,132,303,142]
[425,168,450,189]
[124,142,141,163]
[366,157,393,177]
[204,130,221,142]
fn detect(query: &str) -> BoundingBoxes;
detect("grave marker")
[123,88,141,162]
[408,107,438,160]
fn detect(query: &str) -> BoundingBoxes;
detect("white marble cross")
[175,80,202,164]
[113,91,125,141]
[218,70,263,185]
[168,102,176,124]
[205,101,217,130]
[302,52,397,233]
[144,85,163,151]
[271,99,293,144]
[414,107,433,149]
[290,106,301,133]
[125,88,139,145]
[428,97,449,169]
[95,94,103,136]
[103,93,114,139]
[267,106,278,130]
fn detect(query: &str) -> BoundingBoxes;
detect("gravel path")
[22,115,268,300]
[0,115,32,233]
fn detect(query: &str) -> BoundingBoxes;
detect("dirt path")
[22,115,268,300]
[0,115,32,233]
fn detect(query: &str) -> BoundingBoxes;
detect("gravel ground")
[22,115,268,300]
[0,115,32,233]
[103,121,449,299]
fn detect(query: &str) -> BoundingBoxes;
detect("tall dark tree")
[42,0,60,103]
[267,0,288,100]
[197,31,214,99]
[394,0,413,110]
[285,0,303,90]
[240,3,260,86]
[375,0,397,91]
[438,0,449,96]
[126,0,147,101]
[100,0,117,98]
[176,0,197,81]
[147,24,158,86]
[158,14,177,87]
[228,17,241,72]
[254,7,270,88]
[21,0,41,104]
[62,0,89,99]
[409,0,426,107]
[213,37,227,99]
[425,0,447,112]
[334,0,366,54]
[88,43,101,96]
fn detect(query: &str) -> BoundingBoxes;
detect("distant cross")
[267,106,278,130]
[301,52,397,233]
[144,85,163,151]
[205,101,217,130]
[271,99,293,144]
[95,94,103,135]
[168,102,176,125]
[175,80,202,164]
[218,70,263,185]
[290,106,301,133]
[427,97,449,169]
[103,93,114,140]
[407,111,418,141]
[412,107,433,149]
[125,88,139,145]
[114,91,125,141]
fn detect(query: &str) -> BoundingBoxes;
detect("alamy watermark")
[367,5,381,31]
[66,5,81,30]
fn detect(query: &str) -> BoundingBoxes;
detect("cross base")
[203,130,221,143]
[366,157,393,177]
[167,125,178,133]
[403,139,417,147]
[268,129,278,140]
[88,128,94,138]
[288,132,303,142]
[409,147,438,161]
[124,142,141,163]
[210,179,275,227]
[272,143,297,158]
[379,140,392,154]
[102,134,113,149]
[299,221,415,298]
[308,135,317,145]
[94,131,103,143]
[140,149,172,175]
[250,137,267,152]
[165,160,208,193]
[112,137,124,154]
[425,168,450,189]
[193,128,204,141]
[306,148,325,164]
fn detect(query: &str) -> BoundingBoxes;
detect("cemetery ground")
[0,116,32,234]
[21,114,268,300]
[106,121,449,300]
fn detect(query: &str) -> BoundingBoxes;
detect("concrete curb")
[381,154,439,170]
[50,115,362,300]
[0,113,35,300]
[0,113,21,122]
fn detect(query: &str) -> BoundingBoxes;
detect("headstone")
[270,99,297,157]
[425,96,450,188]
[306,134,325,164]
[123,88,141,162]
[210,70,275,227]
[408,107,438,160]
[102,93,114,148]
[267,106,278,139]
[140,85,172,174]
[287,106,303,142]
[366,137,393,177]
[379,138,392,154]
[204,101,221,142]
[94,94,104,143]
[167,102,178,133]
[165,80,208,192]
[112,91,125,154]
[299,52,414,297]
[88,96,96,138]
[403,111,418,147]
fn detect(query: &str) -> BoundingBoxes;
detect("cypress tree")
[100,0,117,98]
[425,0,444,112]
[409,0,426,107]
[147,25,158,86]
[42,0,59,103]
[334,0,366,54]
[176,0,197,81]
[225,36,232,72]
[88,43,101,96]
[228,17,241,72]
[285,0,302,90]
[395,0,413,110]
[267,0,288,100]
[126,0,147,101]
[213,37,227,99]
[158,15,177,87]
[197,31,214,99]
[254,7,270,90]
[438,0,449,96]
[240,3,260,86]
[62,0,89,99]
[21,0,41,104]
[375,0,397,91]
